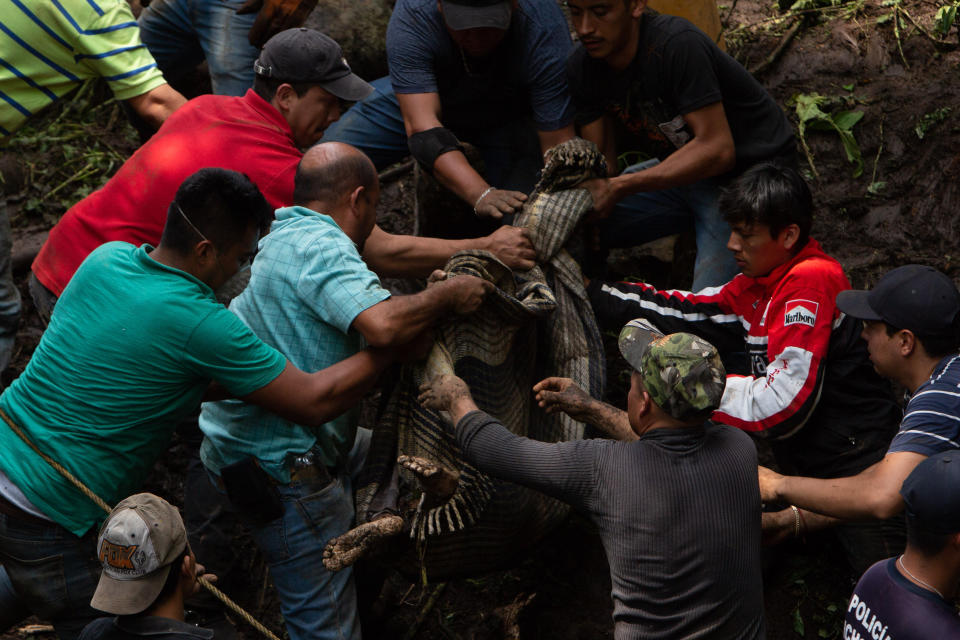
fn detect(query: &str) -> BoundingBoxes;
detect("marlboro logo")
[784,300,818,328]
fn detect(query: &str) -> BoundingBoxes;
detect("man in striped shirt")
[760,265,960,534]
[0,0,185,370]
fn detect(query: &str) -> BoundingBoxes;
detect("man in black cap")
[320,0,576,220]
[32,27,535,320]
[760,265,960,534]
[842,451,960,639]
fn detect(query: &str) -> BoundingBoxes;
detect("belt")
[0,490,54,528]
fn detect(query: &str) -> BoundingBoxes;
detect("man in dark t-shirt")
[418,322,765,639]
[843,452,960,639]
[566,0,796,290]
[321,0,575,220]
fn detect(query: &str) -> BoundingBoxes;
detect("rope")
[0,407,283,640]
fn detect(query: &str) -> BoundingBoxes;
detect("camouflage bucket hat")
[618,319,727,421]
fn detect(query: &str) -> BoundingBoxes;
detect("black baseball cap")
[253,28,373,102]
[900,451,960,534]
[836,264,960,336]
[440,0,512,31]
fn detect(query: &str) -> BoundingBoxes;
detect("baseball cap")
[618,319,727,421]
[90,493,188,615]
[836,265,960,337]
[900,451,960,534]
[440,0,512,31]
[253,28,373,102]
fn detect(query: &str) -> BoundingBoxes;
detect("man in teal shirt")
[0,168,447,638]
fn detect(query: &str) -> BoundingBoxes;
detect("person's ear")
[274,83,297,113]
[348,185,365,215]
[191,237,216,265]
[637,390,652,417]
[779,224,800,251]
[899,330,917,357]
[631,0,648,19]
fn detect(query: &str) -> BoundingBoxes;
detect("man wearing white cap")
[79,493,210,640]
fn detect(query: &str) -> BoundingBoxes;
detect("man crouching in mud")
[417,322,766,639]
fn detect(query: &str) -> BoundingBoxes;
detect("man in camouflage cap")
[417,320,766,638]
[617,318,727,422]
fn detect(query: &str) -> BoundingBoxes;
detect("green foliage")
[791,93,865,178]
[792,606,806,636]
[915,107,953,139]
[3,79,137,227]
[934,2,959,37]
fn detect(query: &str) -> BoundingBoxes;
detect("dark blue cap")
[836,265,960,337]
[901,451,960,534]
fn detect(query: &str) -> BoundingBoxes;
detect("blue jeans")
[600,160,740,291]
[138,0,259,96]
[0,201,20,371]
[321,76,542,194]
[0,512,100,640]
[244,430,370,640]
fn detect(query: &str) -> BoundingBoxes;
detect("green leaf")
[867,181,886,196]
[836,128,864,177]
[832,110,865,131]
[934,4,958,37]
[818,628,831,638]
[842,83,855,91]
[876,12,893,23]
[793,607,806,636]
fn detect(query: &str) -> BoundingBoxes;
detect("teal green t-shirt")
[0,243,287,535]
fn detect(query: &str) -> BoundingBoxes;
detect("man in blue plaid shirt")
[199,142,491,640]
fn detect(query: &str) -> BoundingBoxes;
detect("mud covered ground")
[2,0,959,637]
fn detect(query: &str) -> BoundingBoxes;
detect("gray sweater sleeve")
[455,410,602,513]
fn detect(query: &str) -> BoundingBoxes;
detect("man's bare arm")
[759,451,927,520]
[241,350,396,428]
[396,92,527,219]
[351,274,491,347]
[538,125,576,155]
[362,225,535,278]
[533,376,637,441]
[125,83,187,129]
[582,102,736,217]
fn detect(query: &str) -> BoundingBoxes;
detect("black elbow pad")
[408,127,463,173]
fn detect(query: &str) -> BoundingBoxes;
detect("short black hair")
[907,518,953,556]
[293,152,377,207]
[160,168,273,255]
[252,75,315,102]
[882,321,960,359]
[719,161,813,249]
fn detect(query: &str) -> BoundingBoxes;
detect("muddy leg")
[397,455,460,509]
[322,514,404,573]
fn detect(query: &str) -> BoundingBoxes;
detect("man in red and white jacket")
[587,162,902,573]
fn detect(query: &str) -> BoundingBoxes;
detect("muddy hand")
[445,274,493,314]
[322,515,404,572]
[484,226,536,271]
[580,178,617,220]
[533,377,595,421]
[418,375,471,413]
[398,455,460,506]
[475,189,527,220]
